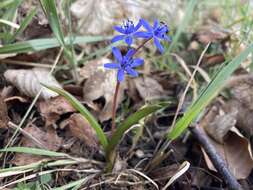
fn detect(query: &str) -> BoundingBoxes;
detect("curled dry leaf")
[131,77,166,101]
[38,96,76,126]
[71,0,183,35]
[13,125,62,166]
[223,74,253,137]
[200,106,253,179]
[4,68,62,100]
[67,113,99,150]
[81,58,124,122]
[0,94,8,128]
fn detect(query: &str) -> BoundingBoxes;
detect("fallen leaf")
[200,105,253,179]
[67,113,99,150]
[4,68,62,100]
[81,58,124,122]
[0,94,8,128]
[38,96,76,126]
[13,125,62,166]
[132,77,166,101]
[71,0,182,35]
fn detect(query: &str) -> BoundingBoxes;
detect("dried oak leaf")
[0,94,8,128]
[4,68,62,100]
[81,58,124,122]
[67,113,99,149]
[131,77,166,101]
[200,106,253,179]
[13,126,62,166]
[38,96,76,126]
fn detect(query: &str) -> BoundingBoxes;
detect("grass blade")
[168,0,198,51]
[0,35,110,54]
[7,8,36,43]
[0,147,68,157]
[168,43,253,140]
[43,85,108,149]
[106,103,166,155]
[40,0,65,46]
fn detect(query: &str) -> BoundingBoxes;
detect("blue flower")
[104,47,144,82]
[135,19,171,53]
[112,19,142,46]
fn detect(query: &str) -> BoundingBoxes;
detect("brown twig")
[190,125,242,190]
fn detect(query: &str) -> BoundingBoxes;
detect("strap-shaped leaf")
[106,103,167,156]
[168,43,253,140]
[43,85,108,149]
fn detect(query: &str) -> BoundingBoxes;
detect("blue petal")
[134,31,153,39]
[154,37,164,53]
[117,69,125,82]
[125,36,133,46]
[114,26,126,34]
[126,67,138,77]
[153,20,159,29]
[131,58,144,67]
[111,35,125,43]
[140,19,153,32]
[162,34,172,42]
[134,19,142,31]
[112,47,122,62]
[104,63,120,69]
[125,49,135,59]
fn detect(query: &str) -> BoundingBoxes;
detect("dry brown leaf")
[200,106,253,179]
[71,0,182,35]
[81,58,124,122]
[4,68,61,100]
[201,129,253,179]
[38,96,76,126]
[13,125,62,166]
[67,113,99,150]
[0,94,8,128]
[132,77,165,101]
[195,25,229,44]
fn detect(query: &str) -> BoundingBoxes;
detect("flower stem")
[111,81,120,132]
[134,38,151,55]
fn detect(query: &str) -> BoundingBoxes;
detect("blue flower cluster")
[104,18,171,82]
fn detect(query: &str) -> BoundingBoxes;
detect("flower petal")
[125,49,135,59]
[126,67,138,77]
[134,19,142,31]
[104,63,120,69]
[140,19,153,32]
[112,47,122,62]
[134,31,153,39]
[153,20,159,29]
[117,69,125,82]
[111,35,125,43]
[131,58,144,67]
[113,25,126,34]
[154,37,164,53]
[125,36,133,46]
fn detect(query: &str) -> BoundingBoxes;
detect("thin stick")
[190,125,242,190]
[111,81,120,132]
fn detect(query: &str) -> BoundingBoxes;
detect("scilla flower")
[111,19,142,46]
[135,19,171,53]
[104,47,144,82]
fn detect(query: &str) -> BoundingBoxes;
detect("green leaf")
[0,147,68,157]
[168,0,198,51]
[0,35,110,54]
[168,43,253,140]
[106,103,166,156]
[40,0,65,46]
[42,85,108,149]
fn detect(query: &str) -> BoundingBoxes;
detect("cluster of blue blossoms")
[104,19,171,82]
